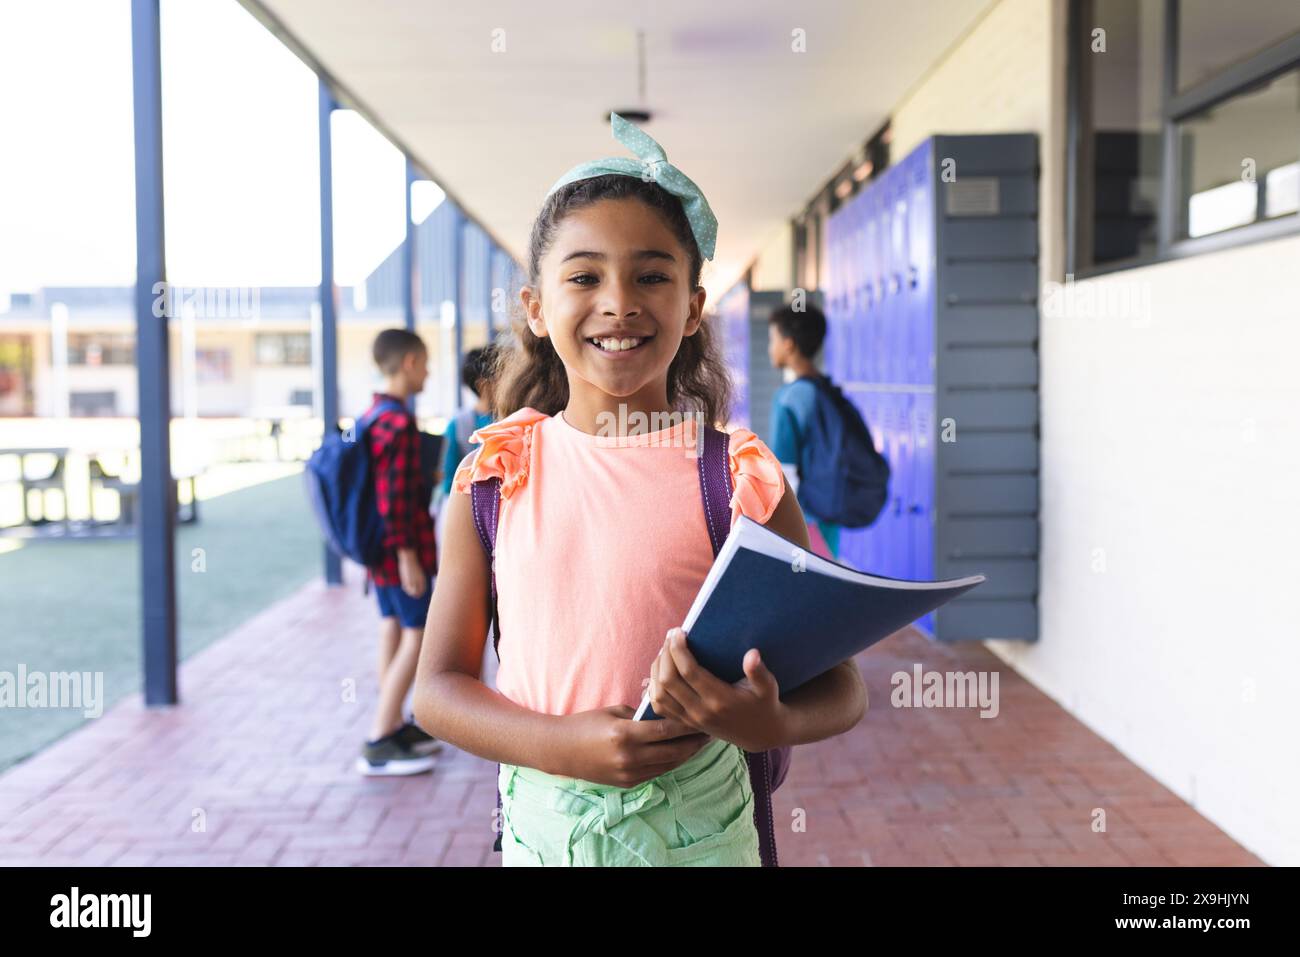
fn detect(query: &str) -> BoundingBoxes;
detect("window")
[1069,0,1300,274]
[1177,0,1300,91]
[0,335,34,415]
[1178,70,1300,238]
[67,333,134,366]
[195,348,232,383]
[69,390,118,417]
[1071,0,1165,267]
[255,332,311,366]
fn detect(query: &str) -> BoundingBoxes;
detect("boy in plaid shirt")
[356,329,442,776]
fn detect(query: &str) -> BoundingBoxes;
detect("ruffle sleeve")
[450,407,549,499]
[727,427,785,527]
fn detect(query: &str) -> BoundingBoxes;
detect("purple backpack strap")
[469,475,503,657]
[469,473,505,852]
[698,425,787,869]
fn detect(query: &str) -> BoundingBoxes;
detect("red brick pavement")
[0,578,1263,867]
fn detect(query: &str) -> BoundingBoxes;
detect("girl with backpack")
[412,114,867,867]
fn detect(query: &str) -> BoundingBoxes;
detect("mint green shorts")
[498,737,761,867]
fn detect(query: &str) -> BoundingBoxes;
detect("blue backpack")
[795,374,890,529]
[303,398,406,566]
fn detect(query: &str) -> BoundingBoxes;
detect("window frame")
[253,331,312,367]
[67,333,136,367]
[1067,0,1300,277]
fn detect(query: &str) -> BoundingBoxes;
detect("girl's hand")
[648,628,789,753]
[554,705,712,788]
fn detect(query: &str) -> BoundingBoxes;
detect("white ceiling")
[252,0,994,300]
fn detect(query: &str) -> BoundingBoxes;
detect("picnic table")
[0,447,203,533]
[1,447,71,528]
[91,456,203,526]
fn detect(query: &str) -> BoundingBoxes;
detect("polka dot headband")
[546,112,718,261]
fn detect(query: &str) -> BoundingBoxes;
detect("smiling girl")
[412,115,867,867]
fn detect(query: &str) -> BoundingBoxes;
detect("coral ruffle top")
[452,407,785,716]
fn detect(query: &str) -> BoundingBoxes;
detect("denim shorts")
[498,737,760,867]
[374,581,432,629]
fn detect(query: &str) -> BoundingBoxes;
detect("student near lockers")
[439,344,498,499]
[355,328,442,776]
[767,303,841,559]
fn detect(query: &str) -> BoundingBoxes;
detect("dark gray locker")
[744,290,788,443]
[749,289,822,450]
[931,133,1040,641]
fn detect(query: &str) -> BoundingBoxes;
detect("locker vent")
[945,178,1000,216]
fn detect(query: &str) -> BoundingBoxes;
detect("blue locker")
[824,209,836,369]
[839,387,860,571]
[880,172,895,385]
[890,392,907,579]
[860,388,882,573]
[883,171,904,384]
[900,150,919,386]
[833,197,847,380]
[838,208,850,377]
[859,391,882,575]
[875,174,892,387]
[844,204,853,377]
[892,162,910,386]
[863,191,883,384]
[868,187,883,385]
[827,208,841,376]
[847,192,857,379]
[889,170,909,385]
[908,144,935,388]
[884,393,897,578]
[913,394,934,579]
[838,398,865,572]
[912,392,935,633]
[877,184,894,388]
[873,392,893,577]
[891,392,908,579]
[841,201,852,374]
[841,201,852,382]
[908,392,923,580]
[892,393,910,579]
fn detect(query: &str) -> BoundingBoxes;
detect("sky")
[0,0,440,299]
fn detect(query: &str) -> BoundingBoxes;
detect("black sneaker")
[355,729,437,776]
[395,719,443,757]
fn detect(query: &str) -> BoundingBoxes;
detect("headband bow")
[546,112,718,261]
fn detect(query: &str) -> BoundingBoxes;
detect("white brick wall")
[749,224,794,293]
[892,0,1066,281]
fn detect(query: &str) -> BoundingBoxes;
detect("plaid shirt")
[365,393,437,587]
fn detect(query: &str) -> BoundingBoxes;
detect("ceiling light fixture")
[607,29,653,125]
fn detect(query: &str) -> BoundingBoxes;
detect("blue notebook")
[633,515,985,720]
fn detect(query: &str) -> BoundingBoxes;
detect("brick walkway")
[0,578,1262,867]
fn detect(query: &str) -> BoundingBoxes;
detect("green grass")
[0,469,321,772]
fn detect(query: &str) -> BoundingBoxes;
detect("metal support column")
[486,250,495,339]
[131,0,177,706]
[318,79,342,585]
[403,158,418,334]
[452,210,465,411]
[486,249,497,340]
